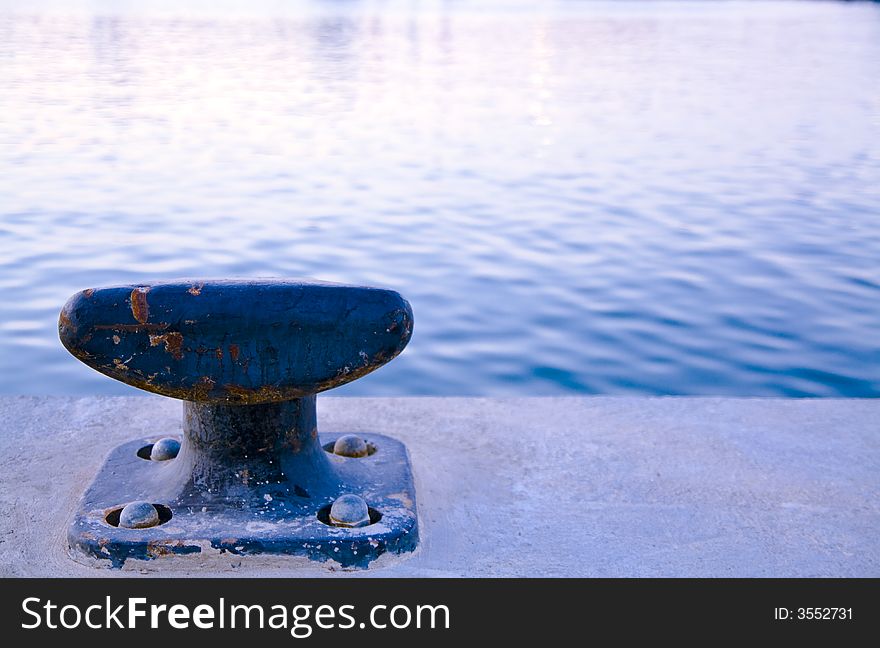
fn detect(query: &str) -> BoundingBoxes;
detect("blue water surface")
[0,0,878,397]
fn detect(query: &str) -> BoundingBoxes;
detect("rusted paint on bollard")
[60,279,418,569]
[59,279,413,404]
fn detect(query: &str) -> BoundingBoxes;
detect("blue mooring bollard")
[59,279,418,568]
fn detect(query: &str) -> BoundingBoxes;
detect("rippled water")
[1,0,879,397]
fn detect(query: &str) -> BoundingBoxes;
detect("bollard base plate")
[68,432,418,569]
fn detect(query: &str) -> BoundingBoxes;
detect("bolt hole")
[316,504,382,527]
[104,504,173,528]
[322,439,378,457]
[137,438,181,461]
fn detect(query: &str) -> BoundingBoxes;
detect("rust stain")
[94,322,168,332]
[187,283,204,296]
[67,348,93,362]
[221,383,297,404]
[58,309,75,334]
[112,358,129,371]
[149,332,184,360]
[216,347,223,361]
[111,377,311,405]
[82,288,95,298]
[130,287,150,324]
[333,362,375,384]
[146,541,186,558]
[193,376,215,400]
[229,344,239,362]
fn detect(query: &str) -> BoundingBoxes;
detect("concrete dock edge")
[0,396,876,577]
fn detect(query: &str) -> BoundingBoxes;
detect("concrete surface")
[0,396,877,577]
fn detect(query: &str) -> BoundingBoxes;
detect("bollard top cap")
[59,279,413,404]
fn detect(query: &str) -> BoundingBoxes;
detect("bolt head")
[329,494,371,528]
[119,501,160,529]
[333,435,369,458]
[150,437,181,461]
